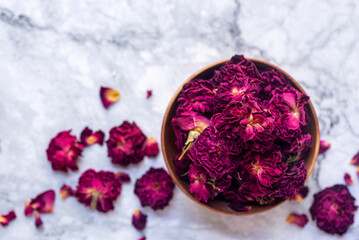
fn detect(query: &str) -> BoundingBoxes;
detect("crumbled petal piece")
[132,209,147,230]
[100,86,120,109]
[138,237,146,240]
[80,127,105,146]
[106,121,147,166]
[75,169,122,212]
[286,213,309,227]
[0,211,16,227]
[134,168,174,211]
[144,137,160,157]
[310,184,357,235]
[24,190,55,228]
[46,130,84,172]
[350,151,359,166]
[319,140,331,154]
[146,90,153,99]
[60,184,76,199]
[344,173,353,185]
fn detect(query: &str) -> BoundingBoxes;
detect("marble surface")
[0,0,359,239]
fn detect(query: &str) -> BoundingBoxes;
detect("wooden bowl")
[161,58,320,216]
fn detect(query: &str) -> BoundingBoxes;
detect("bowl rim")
[161,58,320,216]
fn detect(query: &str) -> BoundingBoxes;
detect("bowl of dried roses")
[161,55,320,215]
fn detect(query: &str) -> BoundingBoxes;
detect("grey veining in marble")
[0,0,359,239]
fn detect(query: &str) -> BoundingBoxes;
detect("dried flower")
[144,137,160,157]
[24,190,55,228]
[106,121,147,166]
[319,140,331,154]
[132,209,147,230]
[0,211,16,227]
[80,127,105,146]
[310,184,357,235]
[134,168,174,211]
[46,130,84,172]
[75,169,122,212]
[100,86,120,109]
[286,213,308,227]
[344,173,353,185]
[188,165,215,203]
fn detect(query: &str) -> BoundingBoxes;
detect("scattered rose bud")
[75,169,123,212]
[60,184,76,199]
[106,121,147,166]
[319,140,331,154]
[350,151,359,166]
[132,209,147,231]
[286,213,308,227]
[80,127,105,146]
[134,168,174,211]
[46,130,84,172]
[146,90,152,99]
[24,190,55,228]
[100,87,120,109]
[292,186,309,202]
[144,137,159,157]
[344,173,353,185]
[0,211,16,227]
[310,184,357,235]
[115,172,131,183]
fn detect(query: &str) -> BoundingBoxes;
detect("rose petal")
[100,86,120,109]
[34,211,43,228]
[146,90,152,99]
[350,151,359,166]
[25,190,55,214]
[144,137,159,157]
[344,173,354,185]
[60,185,76,199]
[115,171,131,183]
[0,211,16,227]
[286,213,308,228]
[80,127,105,146]
[138,237,146,240]
[132,209,147,230]
[319,140,331,154]
[292,186,309,202]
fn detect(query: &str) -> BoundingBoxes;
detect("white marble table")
[0,0,358,239]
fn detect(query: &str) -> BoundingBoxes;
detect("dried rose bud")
[75,169,123,212]
[188,165,215,203]
[134,168,174,211]
[146,90,152,99]
[286,213,308,227]
[46,130,84,172]
[0,211,16,227]
[24,190,55,228]
[115,171,131,183]
[144,137,159,157]
[310,184,357,235]
[292,186,309,202]
[350,151,359,166]
[106,121,147,166]
[80,127,105,146]
[319,140,331,154]
[344,173,353,185]
[132,209,147,231]
[60,184,76,199]
[100,86,120,109]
